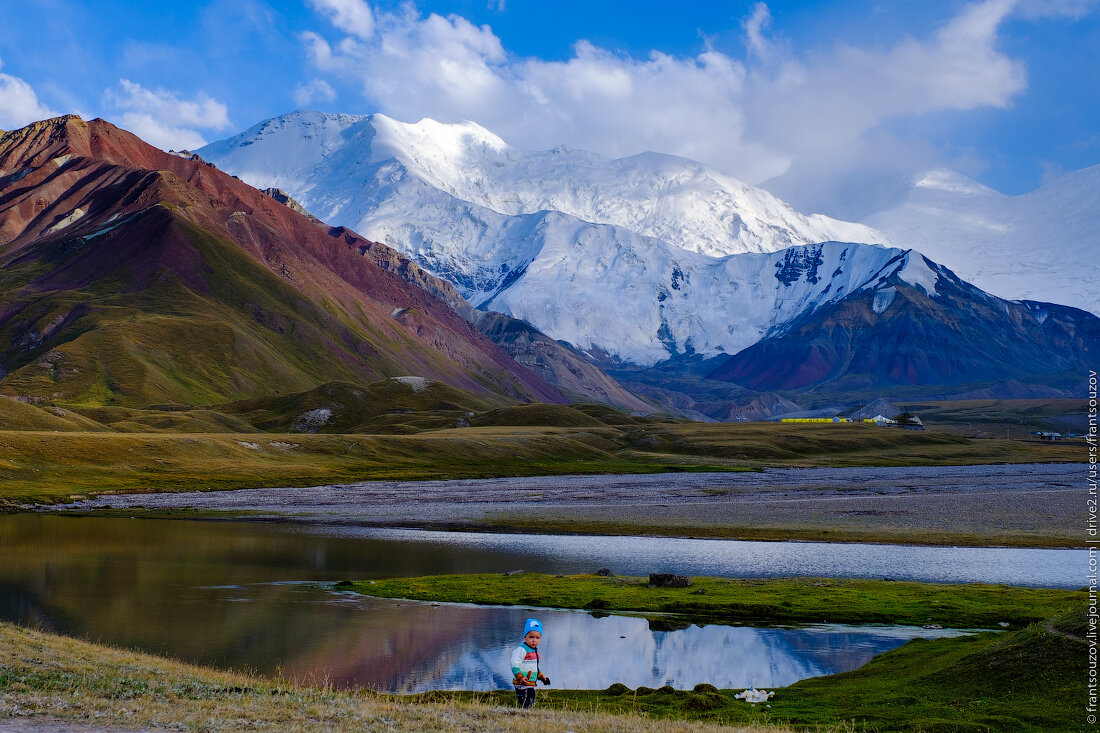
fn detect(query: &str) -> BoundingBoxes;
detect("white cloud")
[747,0,1027,154]
[742,3,775,61]
[104,80,231,151]
[293,78,337,106]
[309,0,374,40]
[300,0,1069,208]
[0,57,59,130]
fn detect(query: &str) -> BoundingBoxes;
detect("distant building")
[842,398,902,421]
[780,417,853,423]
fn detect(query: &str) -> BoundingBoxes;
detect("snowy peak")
[912,169,1002,198]
[370,114,510,159]
[201,111,890,259]
[708,251,1098,394]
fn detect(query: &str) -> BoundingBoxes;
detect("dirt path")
[1045,620,1088,643]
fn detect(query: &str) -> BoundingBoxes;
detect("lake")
[2,514,1076,691]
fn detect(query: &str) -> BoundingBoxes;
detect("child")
[510,618,550,708]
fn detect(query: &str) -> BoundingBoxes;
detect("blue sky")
[1,0,1096,216]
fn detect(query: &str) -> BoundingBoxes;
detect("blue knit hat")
[523,618,543,636]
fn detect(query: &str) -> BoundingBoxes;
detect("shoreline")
[39,509,1086,549]
[0,423,1083,507]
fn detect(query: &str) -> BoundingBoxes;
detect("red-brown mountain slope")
[0,116,563,406]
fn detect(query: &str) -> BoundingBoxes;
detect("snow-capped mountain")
[479,229,939,365]
[199,112,1095,379]
[200,110,886,259]
[708,266,1099,393]
[199,111,901,365]
[862,167,1099,315]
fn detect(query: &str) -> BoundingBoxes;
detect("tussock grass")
[470,403,609,428]
[220,379,496,433]
[630,421,1083,466]
[0,621,790,732]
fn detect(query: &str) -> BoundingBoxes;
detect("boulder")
[648,573,693,588]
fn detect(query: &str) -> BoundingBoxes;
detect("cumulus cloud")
[293,78,337,106]
[748,0,1027,154]
[300,0,1078,210]
[0,58,59,130]
[104,80,231,151]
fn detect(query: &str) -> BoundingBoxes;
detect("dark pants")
[514,685,537,708]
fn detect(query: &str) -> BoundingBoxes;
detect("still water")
[3,514,1070,691]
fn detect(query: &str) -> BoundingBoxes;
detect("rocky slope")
[471,311,653,412]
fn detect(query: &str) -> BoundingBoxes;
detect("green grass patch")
[338,573,1083,629]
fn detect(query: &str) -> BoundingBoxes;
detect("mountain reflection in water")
[275,586,968,691]
[2,514,973,691]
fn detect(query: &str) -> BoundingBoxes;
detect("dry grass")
[0,622,796,732]
[0,415,1083,506]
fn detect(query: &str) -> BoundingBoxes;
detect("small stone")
[595,568,614,577]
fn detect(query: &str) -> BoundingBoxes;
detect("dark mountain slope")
[471,311,654,413]
[707,263,1099,394]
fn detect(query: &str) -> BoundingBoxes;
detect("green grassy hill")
[221,378,496,433]
[0,395,107,431]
